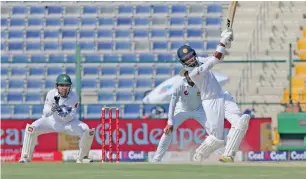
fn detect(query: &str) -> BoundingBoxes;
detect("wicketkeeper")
[19,74,94,163]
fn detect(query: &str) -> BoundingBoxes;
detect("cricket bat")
[226,1,238,30]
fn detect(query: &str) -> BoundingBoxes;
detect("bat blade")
[226,1,238,30]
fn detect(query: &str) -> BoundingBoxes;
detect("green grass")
[2,162,306,179]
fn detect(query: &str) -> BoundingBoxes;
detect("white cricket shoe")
[192,153,203,162]
[19,158,29,163]
[76,156,93,163]
[150,158,161,163]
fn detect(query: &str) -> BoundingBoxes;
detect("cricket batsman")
[178,29,250,163]
[152,76,205,162]
[19,74,94,163]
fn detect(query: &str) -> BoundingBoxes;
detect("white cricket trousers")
[31,116,90,137]
[202,91,241,140]
[152,106,206,162]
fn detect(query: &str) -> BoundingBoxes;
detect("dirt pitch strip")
[2,162,306,179]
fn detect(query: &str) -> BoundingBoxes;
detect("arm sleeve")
[197,56,209,64]
[189,56,220,77]
[167,84,183,125]
[62,94,80,121]
[43,91,54,118]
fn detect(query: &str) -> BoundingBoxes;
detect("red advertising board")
[85,118,271,152]
[1,152,62,162]
[1,118,271,153]
[0,120,57,153]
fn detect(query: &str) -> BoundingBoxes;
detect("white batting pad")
[194,135,224,160]
[20,124,38,162]
[223,114,250,157]
[77,128,95,161]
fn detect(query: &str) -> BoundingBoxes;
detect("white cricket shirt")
[43,88,79,122]
[188,56,223,100]
[167,78,202,125]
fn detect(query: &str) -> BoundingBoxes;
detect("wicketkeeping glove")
[57,105,71,118]
[51,103,61,112]
[58,111,69,117]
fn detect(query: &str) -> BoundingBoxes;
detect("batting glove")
[220,29,234,48]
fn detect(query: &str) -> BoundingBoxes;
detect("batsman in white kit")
[19,74,94,163]
[178,29,250,163]
[152,76,204,162]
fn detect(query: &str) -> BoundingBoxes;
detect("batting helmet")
[56,74,72,85]
[177,45,199,67]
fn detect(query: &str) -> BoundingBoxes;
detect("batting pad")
[195,135,224,159]
[20,124,38,162]
[223,114,250,157]
[78,128,95,161]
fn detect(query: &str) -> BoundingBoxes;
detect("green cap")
[56,74,72,85]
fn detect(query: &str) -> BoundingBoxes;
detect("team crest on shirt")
[184,90,189,95]
[28,127,33,132]
[89,131,94,136]
[197,67,203,75]
[197,91,201,96]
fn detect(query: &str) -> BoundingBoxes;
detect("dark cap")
[177,45,196,62]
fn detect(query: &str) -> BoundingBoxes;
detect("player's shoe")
[19,158,29,163]
[151,158,161,163]
[192,153,204,162]
[76,156,93,163]
[219,156,234,163]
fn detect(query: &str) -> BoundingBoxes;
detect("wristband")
[216,45,225,54]
[167,120,173,125]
